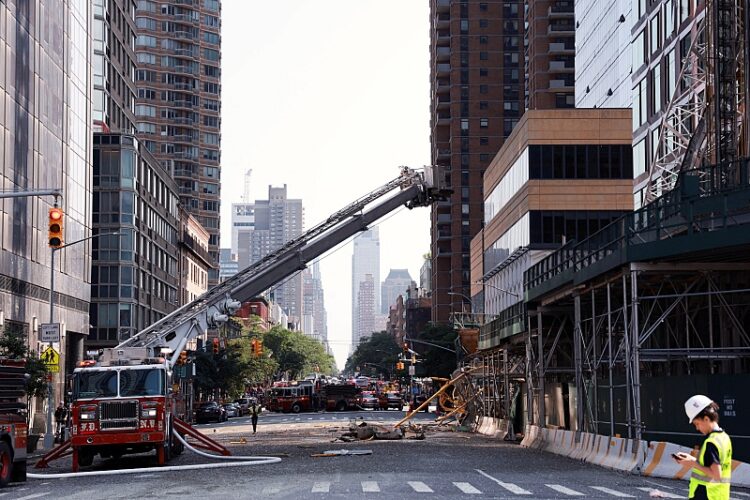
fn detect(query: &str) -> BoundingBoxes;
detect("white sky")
[220,2,431,369]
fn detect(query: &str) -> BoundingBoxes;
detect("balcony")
[172,100,194,109]
[548,23,575,35]
[548,42,575,54]
[437,148,451,161]
[549,2,574,17]
[435,95,450,109]
[436,12,450,29]
[436,0,450,13]
[436,63,450,76]
[436,112,451,125]
[436,46,450,61]
[549,78,574,89]
[181,230,213,266]
[549,60,574,72]
[436,31,450,47]
[171,30,197,40]
[435,79,450,95]
[174,14,199,25]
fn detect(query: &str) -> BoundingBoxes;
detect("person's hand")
[673,452,696,464]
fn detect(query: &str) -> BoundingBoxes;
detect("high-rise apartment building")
[525,0,576,110]
[134,0,222,282]
[302,262,328,342]
[381,269,415,314]
[575,0,633,108]
[351,229,380,345]
[429,0,525,323]
[0,2,93,410]
[245,185,305,324]
[93,0,137,134]
[357,275,376,342]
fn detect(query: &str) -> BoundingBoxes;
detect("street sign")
[408,365,416,376]
[40,323,60,343]
[40,346,60,373]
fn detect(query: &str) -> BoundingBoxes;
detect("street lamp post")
[44,230,121,450]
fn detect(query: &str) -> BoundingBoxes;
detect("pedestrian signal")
[212,338,219,354]
[178,351,188,365]
[48,208,64,248]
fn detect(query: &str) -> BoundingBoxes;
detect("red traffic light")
[212,338,219,354]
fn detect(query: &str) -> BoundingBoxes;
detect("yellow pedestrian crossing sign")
[41,347,60,373]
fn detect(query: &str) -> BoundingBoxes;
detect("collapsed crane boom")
[111,166,447,367]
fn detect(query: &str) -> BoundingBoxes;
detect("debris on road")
[311,449,373,457]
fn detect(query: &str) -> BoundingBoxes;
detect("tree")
[263,326,335,380]
[0,326,50,425]
[344,331,400,378]
[414,323,458,378]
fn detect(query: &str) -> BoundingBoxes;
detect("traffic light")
[256,339,263,356]
[212,338,219,354]
[403,342,409,353]
[48,207,64,248]
[251,339,258,356]
[178,351,188,365]
[396,362,404,371]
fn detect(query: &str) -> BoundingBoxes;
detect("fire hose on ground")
[27,429,281,480]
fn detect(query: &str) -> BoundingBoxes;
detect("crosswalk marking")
[546,484,585,496]
[475,469,532,495]
[453,482,482,494]
[636,487,682,498]
[262,486,280,495]
[733,493,750,498]
[15,494,50,500]
[590,486,635,497]
[362,481,380,493]
[408,481,434,493]
[311,481,330,493]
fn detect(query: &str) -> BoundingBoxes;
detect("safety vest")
[688,430,732,500]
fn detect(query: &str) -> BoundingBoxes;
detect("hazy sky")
[221,2,431,369]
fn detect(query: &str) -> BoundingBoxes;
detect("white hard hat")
[685,394,713,423]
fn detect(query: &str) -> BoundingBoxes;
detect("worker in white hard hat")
[673,394,732,500]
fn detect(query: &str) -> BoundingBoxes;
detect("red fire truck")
[0,359,28,486]
[42,167,445,471]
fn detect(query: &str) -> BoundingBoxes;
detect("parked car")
[379,391,404,410]
[359,391,379,409]
[196,402,227,423]
[222,403,240,418]
[234,398,250,416]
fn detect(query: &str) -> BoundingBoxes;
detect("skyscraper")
[428,0,524,322]
[351,229,380,345]
[380,269,415,314]
[357,275,376,342]
[232,170,256,270]
[302,262,328,342]
[247,185,305,324]
[134,0,222,282]
[0,0,92,396]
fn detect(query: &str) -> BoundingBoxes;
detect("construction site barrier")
[475,417,511,439]
[519,426,750,487]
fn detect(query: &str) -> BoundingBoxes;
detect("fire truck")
[40,167,446,471]
[0,359,28,486]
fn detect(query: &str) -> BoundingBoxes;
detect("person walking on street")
[250,398,261,434]
[673,395,732,500]
[54,403,66,442]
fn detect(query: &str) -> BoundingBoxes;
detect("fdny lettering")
[139,420,155,429]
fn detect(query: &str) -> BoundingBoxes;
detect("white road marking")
[361,481,380,493]
[408,481,434,493]
[546,484,585,496]
[15,494,51,500]
[453,482,482,494]
[636,488,681,498]
[262,486,280,495]
[475,469,532,495]
[590,486,635,497]
[311,481,330,493]
[733,493,750,498]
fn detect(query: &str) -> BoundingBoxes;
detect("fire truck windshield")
[74,368,166,399]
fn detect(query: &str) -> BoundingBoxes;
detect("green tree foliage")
[193,341,249,401]
[0,326,50,425]
[414,324,458,378]
[344,331,400,378]
[262,326,335,379]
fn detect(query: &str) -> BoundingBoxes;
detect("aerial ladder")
[39,166,448,471]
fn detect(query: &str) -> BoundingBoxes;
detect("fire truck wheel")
[0,442,12,487]
[291,403,301,413]
[78,449,94,467]
[10,460,25,483]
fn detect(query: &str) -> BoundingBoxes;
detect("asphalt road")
[17,412,750,499]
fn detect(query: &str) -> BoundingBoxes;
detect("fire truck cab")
[70,349,182,469]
